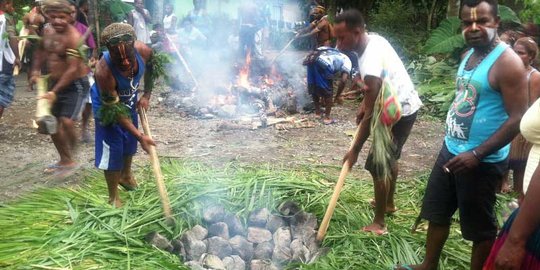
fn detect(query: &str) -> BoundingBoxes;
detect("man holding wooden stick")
[90,23,155,207]
[30,0,89,176]
[0,0,20,120]
[334,9,422,235]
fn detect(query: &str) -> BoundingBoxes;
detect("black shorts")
[51,77,89,120]
[419,143,507,242]
[365,111,418,176]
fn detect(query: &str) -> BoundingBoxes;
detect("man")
[296,6,333,49]
[304,46,351,124]
[0,0,20,119]
[68,1,97,143]
[162,3,177,35]
[394,1,528,269]
[127,0,150,44]
[29,0,89,176]
[90,23,155,207]
[22,0,45,92]
[334,10,422,235]
[238,1,262,59]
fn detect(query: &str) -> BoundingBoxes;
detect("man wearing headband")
[29,0,90,177]
[90,23,156,207]
[296,5,333,48]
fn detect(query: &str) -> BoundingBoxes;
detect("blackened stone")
[265,214,286,233]
[253,241,273,260]
[207,236,233,259]
[208,222,230,240]
[228,235,254,261]
[248,208,271,228]
[203,205,226,224]
[277,201,301,217]
[172,239,186,260]
[290,239,311,263]
[247,227,272,244]
[224,214,246,236]
[290,211,317,229]
[144,232,173,253]
[272,245,292,264]
[181,231,207,261]
[273,227,292,251]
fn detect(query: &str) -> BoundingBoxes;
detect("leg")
[104,170,122,207]
[386,161,399,212]
[51,120,76,166]
[363,174,389,235]
[322,96,334,124]
[81,103,92,143]
[396,222,450,270]
[312,94,322,117]
[60,117,79,154]
[119,155,138,190]
[471,239,495,270]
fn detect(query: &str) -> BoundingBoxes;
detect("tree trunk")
[88,0,100,47]
[447,0,460,18]
[152,0,164,25]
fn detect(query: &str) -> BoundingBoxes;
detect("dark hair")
[334,9,365,30]
[78,0,87,8]
[459,0,498,18]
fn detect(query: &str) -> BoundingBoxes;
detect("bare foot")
[119,174,138,191]
[109,198,122,208]
[362,222,387,235]
[369,199,398,214]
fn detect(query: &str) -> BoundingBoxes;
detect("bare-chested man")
[90,23,155,207]
[22,0,46,91]
[296,6,333,48]
[30,0,90,176]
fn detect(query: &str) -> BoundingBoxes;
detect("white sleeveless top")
[163,14,176,32]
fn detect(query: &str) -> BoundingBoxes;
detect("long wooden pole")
[138,108,173,221]
[317,125,362,242]
[165,34,199,92]
[270,37,295,65]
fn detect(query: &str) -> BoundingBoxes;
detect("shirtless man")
[30,0,90,176]
[90,23,155,207]
[296,6,333,48]
[22,0,46,91]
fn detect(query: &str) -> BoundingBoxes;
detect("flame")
[238,51,251,88]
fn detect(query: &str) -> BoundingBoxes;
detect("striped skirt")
[483,209,540,269]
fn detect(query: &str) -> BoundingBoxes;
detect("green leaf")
[424,17,465,54]
[498,5,521,24]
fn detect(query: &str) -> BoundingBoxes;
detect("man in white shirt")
[335,9,422,235]
[0,0,20,119]
[127,0,150,44]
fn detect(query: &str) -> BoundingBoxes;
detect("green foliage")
[498,5,521,24]
[0,160,483,269]
[520,0,540,24]
[150,52,173,84]
[424,17,464,55]
[98,0,134,23]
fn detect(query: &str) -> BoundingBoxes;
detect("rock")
[224,214,246,236]
[222,255,246,270]
[207,236,233,259]
[253,241,273,260]
[171,239,186,260]
[277,201,301,217]
[290,239,311,263]
[202,253,226,270]
[250,260,279,270]
[247,227,272,244]
[248,208,271,227]
[290,211,317,229]
[273,227,292,250]
[203,205,226,224]
[181,231,207,261]
[191,225,209,241]
[272,245,292,264]
[208,222,230,240]
[265,215,286,233]
[185,260,206,270]
[307,247,331,264]
[144,232,173,252]
[228,235,254,261]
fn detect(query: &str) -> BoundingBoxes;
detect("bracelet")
[472,149,481,161]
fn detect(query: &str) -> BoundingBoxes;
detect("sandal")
[322,118,337,125]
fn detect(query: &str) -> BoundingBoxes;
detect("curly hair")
[41,0,72,14]
[101,23,136,47]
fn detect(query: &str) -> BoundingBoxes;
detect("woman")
[501,37,540,200]
[483,38,540,270]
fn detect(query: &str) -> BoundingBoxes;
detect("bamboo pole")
[270,37,295,65]
[316,125,361,242]
[165,34,199,92]
[35,76,58,134]
[138,108,173,222]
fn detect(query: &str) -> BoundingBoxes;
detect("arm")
[494,163,540,269]
[343,75,381,168]
[296,21,322,38]
[445,50,528,173]
[334,72,349,104]
[136,41,153,110]
[529,72,540,103]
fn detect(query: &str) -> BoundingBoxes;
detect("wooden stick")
[270,37,295,65]
[317,125,362,242]
[138,108,173,222]
[165,34,199,92]
[14,28,30,76]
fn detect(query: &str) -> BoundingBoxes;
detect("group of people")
[1,0,540,269]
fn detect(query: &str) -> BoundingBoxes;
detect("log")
[35,77,57,134]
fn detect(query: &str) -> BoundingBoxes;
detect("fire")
[238,51,252,88]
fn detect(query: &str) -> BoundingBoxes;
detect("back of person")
[357,34,421,116]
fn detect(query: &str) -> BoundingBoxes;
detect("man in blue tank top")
[90,23,156,207]
[395,1,528,270]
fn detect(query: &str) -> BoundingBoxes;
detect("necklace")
[462,41,499,89]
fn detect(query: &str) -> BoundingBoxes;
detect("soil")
[0,72,444,203]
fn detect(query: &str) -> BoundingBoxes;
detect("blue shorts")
[94,112,138,171]
[0,73,15,108]
[307,60,333,98]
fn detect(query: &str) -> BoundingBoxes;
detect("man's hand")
[139,134,156,154]
[13,57,21,70]
[356,102,366,125]
[38,91,56,104]
[443,151,480,174]
[343,149,359,169]
[494,240,526,270]
[138,95,150,111]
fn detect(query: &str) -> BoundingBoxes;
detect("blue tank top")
[445,42,509,162]
[91,50,145,117]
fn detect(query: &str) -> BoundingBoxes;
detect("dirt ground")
[0,72,444,203]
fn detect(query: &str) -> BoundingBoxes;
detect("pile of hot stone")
[145,201,329,270]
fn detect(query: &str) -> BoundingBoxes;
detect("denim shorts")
[0,73,15,108]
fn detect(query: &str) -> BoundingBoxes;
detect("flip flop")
[362,225,388,235]
[393,264,414,270]
[322,118,337,125]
